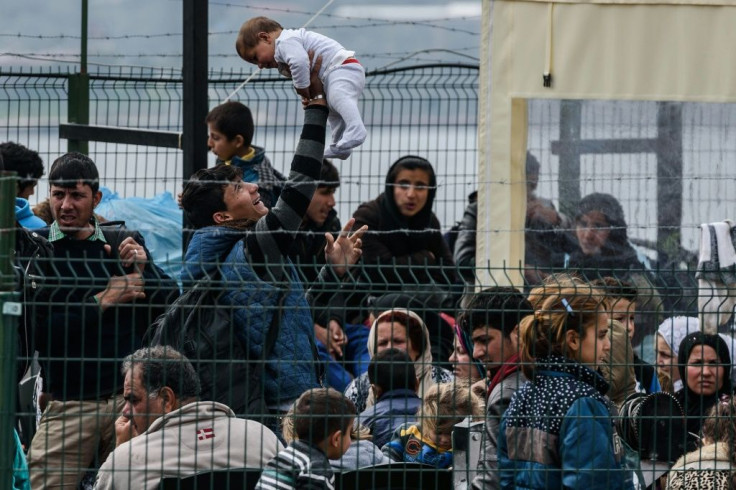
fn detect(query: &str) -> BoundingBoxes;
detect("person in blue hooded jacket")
[497,280,634,490]
[180,58,365,414]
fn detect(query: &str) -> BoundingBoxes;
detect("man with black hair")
[359,348,421,448]
[464,286,534,490]
[179,59,366,416]
[26,152,177,489]
[95,346,281,490]
[291,159,371,392]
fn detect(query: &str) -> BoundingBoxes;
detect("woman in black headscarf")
[352,155,456,295]
[567,192,646,277]
[676,332,733,451]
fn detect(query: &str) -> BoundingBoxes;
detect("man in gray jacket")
[94,346,282,490]
[462,287,533,490]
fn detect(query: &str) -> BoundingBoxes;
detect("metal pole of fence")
[182,0,209,253]
[0,171,19,490]
[68,0,90,154]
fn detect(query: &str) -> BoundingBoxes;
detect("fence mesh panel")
[2,65,735,489]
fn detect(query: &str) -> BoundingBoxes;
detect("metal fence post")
[182,0,209,253]
[67,74,90,154]
[0,171,19,490]
[68,0,89,154]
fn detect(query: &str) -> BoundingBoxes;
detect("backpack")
[145,277,283,422]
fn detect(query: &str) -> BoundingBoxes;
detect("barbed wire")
[0,16,479,42]
[208,2,481,23]
[1,47,479,60]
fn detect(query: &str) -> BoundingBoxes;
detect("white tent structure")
[477,0,736,287]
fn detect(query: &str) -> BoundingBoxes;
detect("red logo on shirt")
[197,428,215,441]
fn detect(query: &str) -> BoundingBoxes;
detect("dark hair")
[180,165,242,229]
[122,346,201,400]
[386,155,435,186]
[591,277,638,302]
[368,348,417,394]
[575,192,629,248]
[525,151,540,175]
[319,159,340,189]
[205,101,254,149]
[292,388,356,445]
[48,152,99,193]
[459,286,534,338]
[0,142,44,193]
[236,17,283,56]
[677,332,733,395]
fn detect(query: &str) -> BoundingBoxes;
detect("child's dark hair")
[319,159,340,189]
[292,388,356,445]
[591,276,638,302]
[48,152,99,193]
[459,286,534,338]
[0,142,44,194]
[205,101,254,149]
[236,17,283,57]
[180,165,242,229]
[368,348,417,394]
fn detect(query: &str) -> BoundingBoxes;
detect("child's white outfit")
[275,28,366,159]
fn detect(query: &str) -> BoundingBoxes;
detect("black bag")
[145,278,283,422]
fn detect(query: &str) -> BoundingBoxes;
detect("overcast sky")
[2,1,482,73]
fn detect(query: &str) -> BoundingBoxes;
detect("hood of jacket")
[15,197,46,229]
[366,308,437,403]
[380,156,438,232]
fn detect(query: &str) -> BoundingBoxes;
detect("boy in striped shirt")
[256,388,356,490]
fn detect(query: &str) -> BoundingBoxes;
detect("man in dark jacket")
[25,152,177,488]
[179,58,365,415]
[465,287,533,490]
[290,159,370,392]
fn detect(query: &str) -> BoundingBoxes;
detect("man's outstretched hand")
[325,217,367,277]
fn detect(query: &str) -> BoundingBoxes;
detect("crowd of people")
[4,15,735,490]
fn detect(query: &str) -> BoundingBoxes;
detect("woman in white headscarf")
[655,316,699,393]
[343,309,453,414]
